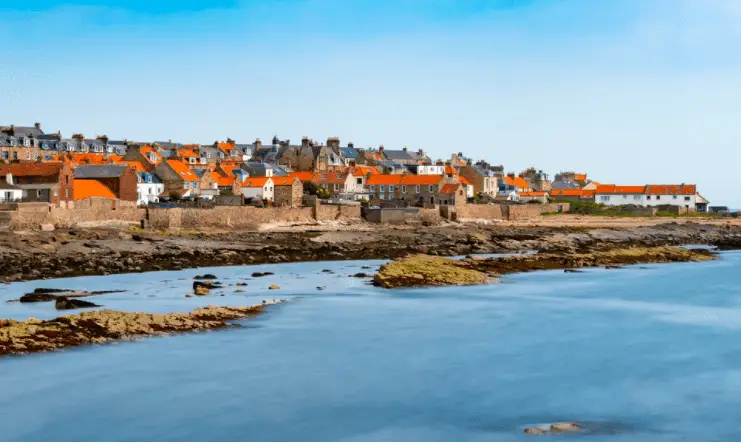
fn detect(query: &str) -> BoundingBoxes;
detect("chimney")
[72,133,84,141]
[379,145,385,153]
[348,142,354,149]
[6,173,13,186]
[34,122,41,130]
[301,136,310,148]
[327,137,340,148]
[403,147,408,152]
[97,134,109,144]
[418,149,423,155]
[254,138,262,149]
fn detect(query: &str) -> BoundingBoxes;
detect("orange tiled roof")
[166,159,198,182]
[365,152,383,160]
[503,176,531,189]
[458,176,472,186]
[242,177,271,188]
[445,165,458,175]
[349,166,379,176]
[116,161,146,173]
[596,185,645,194]
[69,153,116,165]
[520,191,547,197]
[400,174,443,185]
[645,184,696,195]
[575,174,587,181]
[210,171,234,187]
[273,177,298,186]
[366,174,404,185]
[440,183,461,194]
[0,163,63,177]
[312,171,349,185]
[74,179,116,200]
[177,148,199,158]
[140,146,162,165]
[288,172,314,182]
[217,141,235,156]
[550,189,594,197]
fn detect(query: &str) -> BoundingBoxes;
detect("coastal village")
[0,122,718,228]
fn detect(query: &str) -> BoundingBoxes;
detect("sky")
[1,0,740,206]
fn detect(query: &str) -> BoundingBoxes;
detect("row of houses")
[0,122,709,211]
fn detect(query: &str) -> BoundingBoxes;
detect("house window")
[356,178,362,185]
[684,196,691,201]
[428,185,434,192]
[402,185,406,194]
[146,175,152,184]
[194,182,199,191]
[656,196,661,200]
[33,151,38,160]
[13,152,18,160]
[137,176,142,184]
[369,185,375,192]
[600,196,610,202]
[36,190,42,199]
[416,185,420,193]
[183,182,188,189]
[334,184,339,191]
[1,152,7,160]
[633,195,641,201]
[380,185,385,193]
[389,185,395,193]
[673,195,678,200]
[646,196,651,200]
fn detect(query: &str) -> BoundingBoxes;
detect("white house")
[0,174,23,202]
[136,172,165,206]
[416,164,445,175]
[595,184,699,211]
[241,177,274,202]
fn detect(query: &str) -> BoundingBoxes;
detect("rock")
[352,273,370,278]
[268,284,280,290]
[20,293,58,303]
[321,269,333,273]
[252,272,275,278]
[550,422,583,433]
[193,281,218,296]
[564,269,584,273]
[40,224,55,232]
[316,286,325,291]
[523,427,548,435]
[234,290,245,293]
[236,282,248,286]
[185,294,195,298]
[194,274,217,280]
[373,255,489,289]
[55,297,100,310]
[605,265,624,270]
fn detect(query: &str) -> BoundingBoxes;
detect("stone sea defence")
[374,246,716,288]
[0,301,286,357]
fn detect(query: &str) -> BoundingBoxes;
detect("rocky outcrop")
[55,297,100,310]
[374,246,715,289]
[373,255,489,289]
[16,289,125,303]
[0,301,287,356]
[524,422,583,436]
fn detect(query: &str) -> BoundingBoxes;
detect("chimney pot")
[34,122,41,129]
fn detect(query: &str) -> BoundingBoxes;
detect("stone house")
[73,164,138,202]
[0,161,75,207]
[193,169,219,200]
[311,171,359,197]
[155,159,200,198]
[437,183,466,206]
[459,162,500,197]
[366,174,444,204]
[273,176,303,207]
[520,168,552,192]
[121,145,163,173]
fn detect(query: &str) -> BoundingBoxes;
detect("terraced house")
[366,174,444,204]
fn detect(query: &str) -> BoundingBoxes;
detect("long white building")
[595,184,703,211]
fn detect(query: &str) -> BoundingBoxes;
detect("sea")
[1,251,740,441]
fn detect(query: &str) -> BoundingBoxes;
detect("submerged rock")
[55,297,100,310]
[252,272,274,278]
[194,274,218,280]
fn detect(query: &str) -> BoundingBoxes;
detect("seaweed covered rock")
[373,255,489,289]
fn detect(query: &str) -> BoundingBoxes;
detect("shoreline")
[0,220,739,284]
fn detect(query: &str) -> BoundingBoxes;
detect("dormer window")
[200,158,206,164]
[149,153,157,163]
[146,175,152,184]
[206,152,211,159]
[137,175,142,183]
[23,137,30,147]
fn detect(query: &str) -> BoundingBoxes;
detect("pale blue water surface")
[1,252,741,441]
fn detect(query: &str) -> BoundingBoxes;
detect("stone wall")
[9,198,145,229]
[315,203,361,221]
[148,206,316,229]
[456,204,504,221]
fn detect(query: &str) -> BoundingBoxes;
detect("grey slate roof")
[0,180,21,190]
[551,180,581,190]
[382,150,414,161]
[241,162,274,177]
[339,147,360,159]
[137,172,163,183]
[74,165,129,179]
[4,126,44,138]
[199,146,221,158]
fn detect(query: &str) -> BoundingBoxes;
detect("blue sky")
[1,0,739,206]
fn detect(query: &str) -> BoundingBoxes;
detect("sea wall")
[8,199,145,229]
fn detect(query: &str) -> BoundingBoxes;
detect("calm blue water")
[1,252,741,441]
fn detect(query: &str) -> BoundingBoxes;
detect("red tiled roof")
[445,165,458,175]
[349,166,379,176]
[74,179,116,200]
[116,161,146,173]
[177,148,199,158]
[166,160,198,182]
[458,176,472,186]
[520,191,547,197]
[645,184,696,195]
[0,162,62,177]
[140,146,163,165]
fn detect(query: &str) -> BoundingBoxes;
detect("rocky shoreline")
[373,246,716,288]
[0,222,739,283]
[0,301,287,357]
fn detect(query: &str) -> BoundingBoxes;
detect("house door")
[430,196,435,204]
